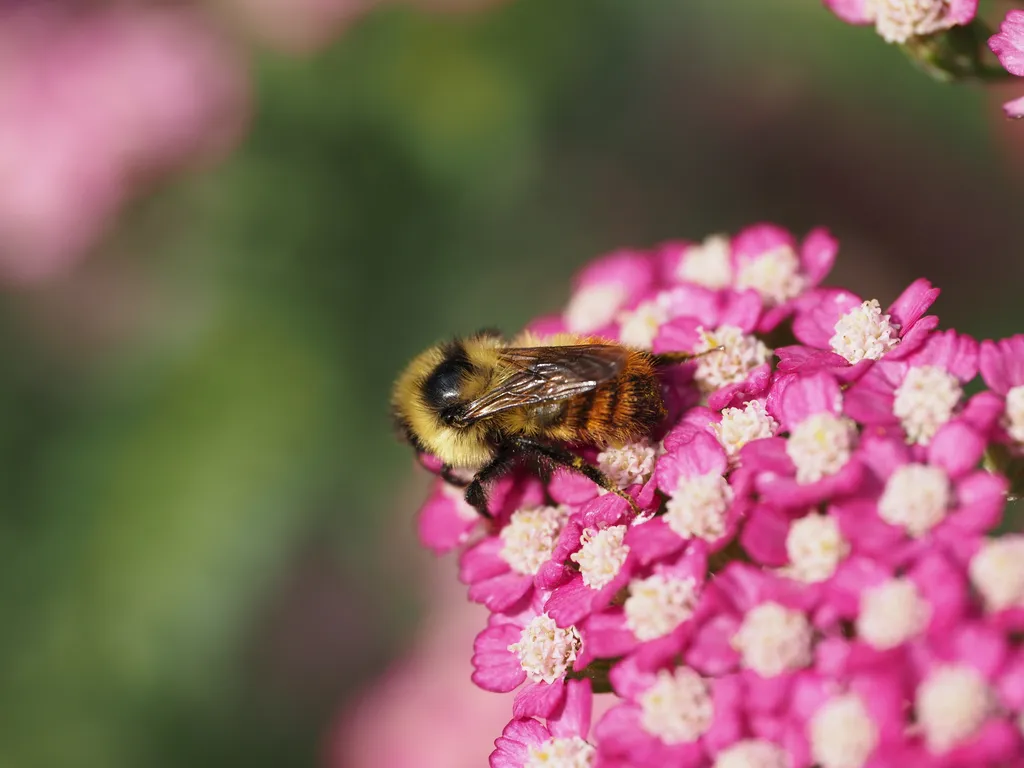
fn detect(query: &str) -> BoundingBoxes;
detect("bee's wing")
[459,344,628,423]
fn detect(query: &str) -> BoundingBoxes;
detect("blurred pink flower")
[0,5,248,282]
[990,10,1024,119]
[824,0,977,44]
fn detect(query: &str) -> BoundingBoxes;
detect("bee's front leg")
[464,449,516,519]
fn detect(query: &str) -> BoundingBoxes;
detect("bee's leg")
[510,437,641,515]
[652,347,724,367]
[464,449,516,519]
[440,464,472,488]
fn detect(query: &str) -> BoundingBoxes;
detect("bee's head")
[391,335,498,468]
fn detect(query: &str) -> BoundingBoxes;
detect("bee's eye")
[424,358,469,410]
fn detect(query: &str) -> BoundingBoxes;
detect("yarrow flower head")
[399,224,1024,767]
[825,0,978,45]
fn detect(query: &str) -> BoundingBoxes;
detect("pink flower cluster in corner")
[0,4,249,283]
[823,0,977,44]
[989,10,1024,119]
[414,223,1024,768]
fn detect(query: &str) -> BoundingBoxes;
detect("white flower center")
[786,413,856,484]
[785,513,849,583]
[500,505,570,576]
[809,694,879,768]
[677,234,733,289]
[969,536,1024,612]
[638,667,714,744]
[829,299,899,364]
[664,472,733,541]
[624,574,701,641]
[877,463,950,537]
[1003,385,1024,443]
[916,665,993,753]
[524,736,596,768]
[713,400,779,457]
[694,325,772,393]
[732,602,813,677]
[571,525,630,590]
[869,0,955,44]
[564,283,628,333]
[507,613,582,685]
[617,297,670,350]
[893,365,962,445]
[713,740,791,768]
[857,578,930,649]
[596,440,658,490]
[735,245,806,306]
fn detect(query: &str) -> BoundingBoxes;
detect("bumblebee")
[392,329,699,517]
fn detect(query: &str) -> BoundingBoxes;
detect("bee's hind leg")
[651,347,724,367]
[510,437,641,516]
[464,449,517,519]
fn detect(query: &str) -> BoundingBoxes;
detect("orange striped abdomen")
[561,350,665,446]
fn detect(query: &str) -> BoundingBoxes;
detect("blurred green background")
[2,1,1023,766]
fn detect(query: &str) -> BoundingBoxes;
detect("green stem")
[567,657,619,693]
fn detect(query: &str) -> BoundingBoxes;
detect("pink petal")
[792,289,861,349]
[775,345,849,375]
[824,0,873,24]
[800,227,838,285]
[980,336,1024,394]
[702,675,744,753]
[951,471,1008,535]
[546,575,597,627]
[472,623,527,692]
[624,519,684,566]
[1003,94,1024,119]
[843,367,899,426]
[731,222,796,260]
[910,553,967,633]
[757,459,863,510]
[549,678,593,738]
[655,429,727,492]
[460,536,511,584]
[660,284,722,326]
[653,316,702,355]
[468,572,533,613]
[928,420,985,478]
[548,467,599,506]
[513,680,566,719]
[908,329,978,381]
[960,391,1005,435]
[887,278,939,332]
[740,505,791,567]
[990,10,1024,77]
[417,484,478,553]
[582,609,634,660]
[707,362,773,411]
[939,719,1021,766]
[743,670,794,713]
[608,655,659,699]
[719,289,763,331]
[581,494,631,529]
[490,717,550,768]
[685,614,741,675]
[885,315,939,360]
[776,371,843,428]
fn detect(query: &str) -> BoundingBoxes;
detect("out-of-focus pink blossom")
[0,5,248,282]
[824,0,978,44]
[990,10,1024,118]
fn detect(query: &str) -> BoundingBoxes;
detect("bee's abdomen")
[568,352,665,445]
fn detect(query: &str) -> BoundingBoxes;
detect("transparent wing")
[458,344,628,423]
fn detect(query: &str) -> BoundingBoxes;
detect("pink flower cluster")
[413,224,1024,768]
